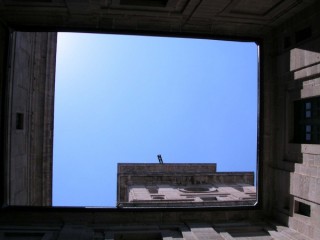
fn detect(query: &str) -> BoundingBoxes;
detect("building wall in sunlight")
[117,163,256,207]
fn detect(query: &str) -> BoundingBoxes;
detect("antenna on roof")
[157,154,163,164]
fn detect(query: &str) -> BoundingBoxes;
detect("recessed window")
[294,200,311,217]
[294,97,320,143]
[16,113,24,130]
[200,197,217,201]
[152,196,165,200]
[183,187,210,192]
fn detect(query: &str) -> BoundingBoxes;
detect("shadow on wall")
[274,24,320,238]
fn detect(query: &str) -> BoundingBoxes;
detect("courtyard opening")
[53,33,259,207]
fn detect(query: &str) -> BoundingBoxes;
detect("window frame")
[294,96,320,144]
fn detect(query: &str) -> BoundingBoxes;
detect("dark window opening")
[16,113,24,130]
[183,187,210,192]
[294,200,311,217]
[201,197,217,201]
[294,97,320,144]
[152,196,165,200]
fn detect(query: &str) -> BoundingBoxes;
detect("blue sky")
[53,33,258,207]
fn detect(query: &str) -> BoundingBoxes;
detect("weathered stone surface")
[5,31,57,206]
[118,163,255,207]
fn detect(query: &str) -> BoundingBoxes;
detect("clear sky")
[53,33,258,207]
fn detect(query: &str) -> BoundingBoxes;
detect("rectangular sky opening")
[53,33,258,207]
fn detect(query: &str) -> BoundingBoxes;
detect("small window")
[16,113,24,130]
[183,187,209,192]
[201,197,217,201]
[294,97,320,143]
[294,200,311,217]
[152,196,164,200]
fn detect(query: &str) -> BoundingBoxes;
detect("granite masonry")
[117,163,256,208]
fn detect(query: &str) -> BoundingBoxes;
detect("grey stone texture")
[4,31,57,206]
[0,0,320,239]
[117,163,256,207]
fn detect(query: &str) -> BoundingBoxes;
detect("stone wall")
[4,32,57,206]
[118,163,217,174]
[264,4,320,239]
[126,184,256,207]
[117,164,254,205]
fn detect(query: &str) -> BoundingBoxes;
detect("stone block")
[290,173,320,204]
[301,144,320,155]
[290,37,320,71]
[301,85,320,98]
[294,64,320,80]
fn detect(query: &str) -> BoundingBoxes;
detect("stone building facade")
[0,0,320,239]
[118,163,256,207]
[4,31,56,206]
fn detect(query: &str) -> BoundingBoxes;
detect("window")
[294,200,311,217]
[294,96,320,143]
[16,113,24,130]
[200,197,217,201]
[151,195,165,200]
[182,187,211,192]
